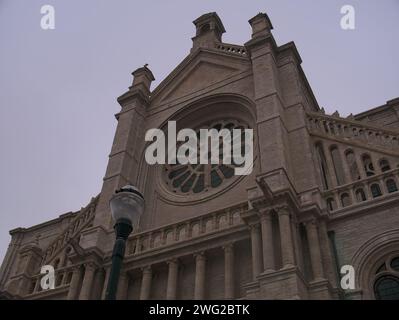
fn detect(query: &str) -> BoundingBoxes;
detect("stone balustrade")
[322,167,399,212]
[26,203,247,299]
[307,112,399,152]
[26,264,74,296]
[126,203,247,256]
[215,42,247,56]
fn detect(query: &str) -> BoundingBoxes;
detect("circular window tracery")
[373,255,399,300]
[163,120,250,194]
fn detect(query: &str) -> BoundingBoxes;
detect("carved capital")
[194,252,206,261]
[251,198,269,211]
[84,262,97,271]
[274,205,290,216]
[141,265,152,274]
[222,242,235,252]
[70,264,82,273]
[248,223,261,232]
[167,258,179,266]
[258,208,273,221]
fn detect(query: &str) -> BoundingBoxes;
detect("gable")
[151,49,251,105]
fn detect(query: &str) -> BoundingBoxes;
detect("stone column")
[79,262,96,300]
[338,146,352,184]
[33,277,41,293]
[59,251,67,269]
[101,267,111,299]
[67,265,83,300]
[60,270,69,286]
[371,154,381,174]
[260,210,275,272]
[348,188,357,205]
[194,252,206,300]
[166,259,179,300]
[334,193,342,209]
[318,220,338,286]
[139,266,152,300]
[91,268,105,300]
[223,244,235,300]
[277,207,295,268]
[305,220,324,280]
[116,271,129,300]
[379,177,388,194]
[355,154,367,179]
[250,223,263,280]
[291,215,303,272]
[322,143,338,187]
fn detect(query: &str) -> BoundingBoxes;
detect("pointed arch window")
[330,146,345,185]
[362,154,375,177]
[340,193,351,207]
[326,198,336,211]
[370,183,382,198]
[56,273,63,287]
[386,179,398,193]
[355,188,367,202]
[345,149,361,181]
[380,159,391,172]
[315,143,330,189]
[53,258,60,270]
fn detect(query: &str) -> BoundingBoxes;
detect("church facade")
[1,12,399,300]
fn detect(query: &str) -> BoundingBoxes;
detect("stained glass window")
[370,184,382,198]
[374,276,399,300]
[386,179,398,193]
[391,258,399,272]
[373,256,399,300]
[164,120,250,194]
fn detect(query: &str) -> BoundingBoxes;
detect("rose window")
[163,120,250,194]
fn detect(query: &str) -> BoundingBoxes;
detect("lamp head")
[109,185,144,227]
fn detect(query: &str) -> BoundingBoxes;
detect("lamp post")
[105,185,144,300]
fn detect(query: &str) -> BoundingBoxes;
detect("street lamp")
[105,185,144,300]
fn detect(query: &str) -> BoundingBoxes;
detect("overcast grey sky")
[0,0,398,262]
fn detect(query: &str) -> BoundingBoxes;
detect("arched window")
[327,198,336,211]
[299,223,312,281]
[330,146,345,185]
[386,179,398,193]
[370,184,382,198]
[340,193,351,207]
[66,272,73,284]
[380,159,391,172]
[362,154,375,176]
[53,258,60,269]
[315,143,330,189]
[328,123,336,135]
[29,280,36,294]
[345,150,361,181]
[374,276,399,300]
[164,120,249,194]
[355,188,367,202]
[322,121,329,133]
[374,256,399,300]
[56,273,63,287]
[391,257,399,271]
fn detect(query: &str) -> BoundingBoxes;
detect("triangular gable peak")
[150,47,251,105]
